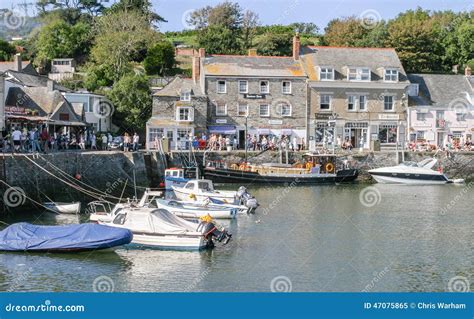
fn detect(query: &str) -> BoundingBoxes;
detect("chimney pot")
[465,66,472,77]
[47,79,55,91]
[198,48,205,58]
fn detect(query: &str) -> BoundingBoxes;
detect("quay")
[1,149,473,212]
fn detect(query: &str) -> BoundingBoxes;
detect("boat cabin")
[165,168,185,179]
[304,153,338,174]
[182,180,215,193]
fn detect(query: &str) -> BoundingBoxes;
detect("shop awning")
[258,128,270,135]
[281,129,292,135]
[207,125,236,134]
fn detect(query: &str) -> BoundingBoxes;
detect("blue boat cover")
[209,197,225,205]
[0,223,132,251]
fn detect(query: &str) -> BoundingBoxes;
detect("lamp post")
[244,114,248,163]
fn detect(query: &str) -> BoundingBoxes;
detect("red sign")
[5,106,26,115]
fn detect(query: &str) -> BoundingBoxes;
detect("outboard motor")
[197,215,232,246]
[236,186,259,213]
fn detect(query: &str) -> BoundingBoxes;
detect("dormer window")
[384,69,398,82]
[320,67,334,81]
[180,92,191,101]
[348,67,371,81]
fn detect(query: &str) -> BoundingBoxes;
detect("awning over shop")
[207,125,236,134]
[6,114,49,122]
[147,117,195,128]
[281,129,292,135]
[257,128,270,135]
[48,120,87,126]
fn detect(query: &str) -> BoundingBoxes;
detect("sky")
[0,0,472,32]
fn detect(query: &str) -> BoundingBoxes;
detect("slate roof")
[0,61,37,75]
[407,74,474,107]
[301,46,409,82]
[5,70,71,92]
[202,55,306,77]
[154,76,205,97]
[5,86,82,121]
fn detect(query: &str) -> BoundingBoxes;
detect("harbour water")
[0,183,472,292]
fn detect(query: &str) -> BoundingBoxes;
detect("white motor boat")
[44,202,81,214]
[97,207,231,250]
[156,199,238,219]
[164,168,189,190]
[368,158,449,185]
[172,180,259,212]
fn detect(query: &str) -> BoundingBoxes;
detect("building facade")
[63,92,113,133]
[407,71,474,147]
[147,77,207,150]
[300,46,410,150]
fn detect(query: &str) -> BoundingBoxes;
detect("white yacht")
[368,158,449,185]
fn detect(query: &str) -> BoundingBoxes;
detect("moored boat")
[368,158,450,185]
[97,207,231,250]
[44,202,81,214]
[156,199,238,219]
[0,222,132,252]
[203,153,358,184]
[164,168,189,190]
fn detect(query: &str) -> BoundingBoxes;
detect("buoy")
[159,182,165,188]
[75,173,81,180]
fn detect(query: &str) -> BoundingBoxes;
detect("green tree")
[91,10,159,81]
[197,25,241,54]
[106,73,152,131]
[34,19,92,69]
[0,40,16,61]
[107,0,166,26]
[323,17,370,46]
[254,32,293,56]
[143,41,175,75]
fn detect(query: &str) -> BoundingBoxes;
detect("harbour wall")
[1,150,473,213]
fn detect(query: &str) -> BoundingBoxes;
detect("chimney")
[465,66,472,77]
[248,48,257,57]
[14,53,22,72]
[47,79,55,91]
[292,33,300,60]
[198,48,205,58]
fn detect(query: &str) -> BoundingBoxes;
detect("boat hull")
[203,168,359,184]
[369,172,449,185]
[44,202,81,214]
[127,231,208,250]
[157,201,237,219]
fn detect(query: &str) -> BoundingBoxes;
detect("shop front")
[344,122,369,149]
[146,118,195,150]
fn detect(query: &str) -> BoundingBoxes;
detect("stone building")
[200,37,307,148]
[407,69,474,148]
[147,76,207,150]
[300,46,410,150]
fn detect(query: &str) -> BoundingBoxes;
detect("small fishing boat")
[172,180,258,212]
[98,207,231,250]
[156,199,238,219]
[44,202,81,214]
[204,153,358,184]
[0,222,132,252]
[368,158,452,185]
[164,168,189,190]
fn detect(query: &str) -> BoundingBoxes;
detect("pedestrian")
[132,132,139,151]
[107,133,113,151]
[101,134,108,150]
[40,128,49,153]
[91,133,97,150]
[12,127,22,152]
[79,133,85,150]
[123,132,130,152]
[233,136,238,150]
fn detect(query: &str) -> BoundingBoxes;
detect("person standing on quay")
[132,132,139,152]
[12,127,22,152]
[102,134,108,151]
[40,128,49,153]
[91,133,97,150]
[123,132,130,152]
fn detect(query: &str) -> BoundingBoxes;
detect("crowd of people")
[199,133,306,152]
[0,126,140,154]
[408,137,473,152]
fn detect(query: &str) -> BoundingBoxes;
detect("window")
[383,96,394,111]
[282,81,291,94]
[279,103,292,117]
[320,94,331,110]
[260,80,269,94]
[416,112,426,121]
[417,131,425,139]
[217,80,226,93]
[176,107,193,121]
[347,95,356,111]
[452,131,463,138]
[180,92,191,101]
[216,102,227,116]
[259,104,270,117]
[348,67,371,81]
[456,112,466,121]
[238,80,248,93]
[384,69,398,82]
[148,128,164,144]
[436,111,444,120]
[320,67,334,80]
[238,104,248,116]
[59,113,69,121]
[359,95,367,111]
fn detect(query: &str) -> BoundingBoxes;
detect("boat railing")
[86,201,114,215]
